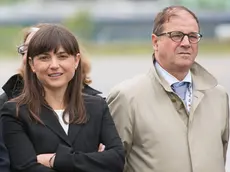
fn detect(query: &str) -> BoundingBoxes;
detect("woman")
[0,24,104,172]
[0,23,102,108]
[1,24,124,172]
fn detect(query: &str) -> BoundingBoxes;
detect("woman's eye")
[59,55,68,59]
[39,56,49,60]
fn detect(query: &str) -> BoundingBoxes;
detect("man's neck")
[169,71,189,81]
[154,60,191,84]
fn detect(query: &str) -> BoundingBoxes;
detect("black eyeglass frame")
[157,31,203,44]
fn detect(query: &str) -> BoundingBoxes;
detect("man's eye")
[172,34,183,38]
[189,35,198,39]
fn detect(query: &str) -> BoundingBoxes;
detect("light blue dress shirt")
[154,61,193,111]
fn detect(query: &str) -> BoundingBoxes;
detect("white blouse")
[54,109,69,135]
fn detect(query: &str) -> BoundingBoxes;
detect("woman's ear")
[75,53,80,69]
[152,34,159,52]
[28,57,35,72]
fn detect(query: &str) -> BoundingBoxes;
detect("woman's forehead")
[39,46,67,54]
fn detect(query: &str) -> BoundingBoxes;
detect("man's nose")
[180,35,191,47]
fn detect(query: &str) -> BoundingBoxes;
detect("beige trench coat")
[107,61,229,172]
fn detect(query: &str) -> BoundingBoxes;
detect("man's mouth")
[178,52,191,55]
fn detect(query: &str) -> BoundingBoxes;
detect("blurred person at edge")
[0,23,105,172]
[107,5,229,172]
[0,24,124,172]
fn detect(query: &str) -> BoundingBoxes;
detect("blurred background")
[0,0,230,57]
[0,0,229,170]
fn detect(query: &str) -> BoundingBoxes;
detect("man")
[107,5,229,172]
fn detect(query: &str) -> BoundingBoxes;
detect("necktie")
[171,82,188,103]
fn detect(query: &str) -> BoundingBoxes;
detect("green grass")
[0,26,229,59]
[199,40,230,54]
[83,41,230,56]
[0,26,24,58]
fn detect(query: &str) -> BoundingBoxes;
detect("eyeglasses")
[17,44,28,56]
[157,31,202,44]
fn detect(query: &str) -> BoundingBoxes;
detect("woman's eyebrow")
[56,51,67,55]
[39,52,50,55]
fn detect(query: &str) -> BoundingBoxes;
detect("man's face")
[152,10,200,74]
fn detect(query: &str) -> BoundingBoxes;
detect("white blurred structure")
[215,24,230,40]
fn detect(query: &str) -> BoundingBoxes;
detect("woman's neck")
[44,88,66,110]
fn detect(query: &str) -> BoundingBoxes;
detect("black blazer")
[0,94,124,172]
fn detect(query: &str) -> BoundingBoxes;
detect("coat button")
[171,98,176,102]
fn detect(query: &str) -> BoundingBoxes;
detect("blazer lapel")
[68,110,90,144]
[40,106,71,146]
[68,123,83,144]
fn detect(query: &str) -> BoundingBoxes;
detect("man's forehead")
[163,10,199,30]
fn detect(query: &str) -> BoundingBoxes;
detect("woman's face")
[29,47,80,92]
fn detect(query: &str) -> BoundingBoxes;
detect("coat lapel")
[189,90,204,121]
[68,123,84,144]
[68,108,90,144]
[40,106,71,146]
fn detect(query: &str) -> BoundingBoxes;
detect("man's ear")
[152,34,159,52]
[28,57,35,72]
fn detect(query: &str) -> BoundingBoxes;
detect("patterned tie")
[171,82,188,103]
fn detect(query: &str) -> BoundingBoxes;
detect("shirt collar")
[154,61,192,86]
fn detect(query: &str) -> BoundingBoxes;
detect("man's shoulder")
[107,73,151,101]
[213,84,229,98]
[113,74,149,91]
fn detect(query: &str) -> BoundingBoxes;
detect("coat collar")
[2,74,23,99]
[148,56,218,92]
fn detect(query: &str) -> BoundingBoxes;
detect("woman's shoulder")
[82,84,102,96]
[83,93,105,104]
[83,94,107,112]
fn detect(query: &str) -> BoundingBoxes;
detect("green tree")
[63,11,94,41]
